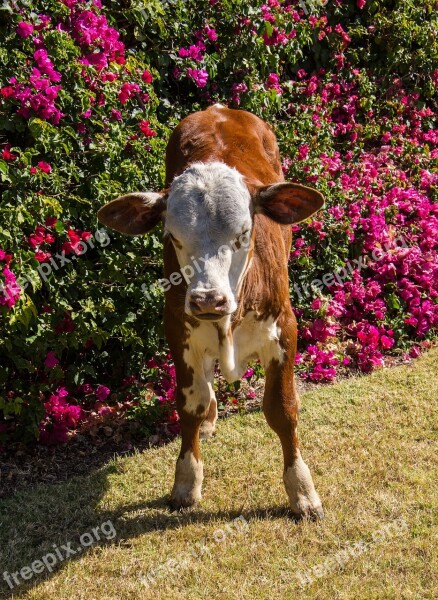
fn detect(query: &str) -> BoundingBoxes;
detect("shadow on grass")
[0,452,296,598]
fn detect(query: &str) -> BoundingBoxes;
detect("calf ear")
[97,192,167,235]
[254,182,324,225]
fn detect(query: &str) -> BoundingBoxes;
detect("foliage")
[0,0,436,445]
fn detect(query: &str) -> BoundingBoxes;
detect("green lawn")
[1,349,437,599]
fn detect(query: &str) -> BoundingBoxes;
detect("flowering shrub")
[0,0,436,446]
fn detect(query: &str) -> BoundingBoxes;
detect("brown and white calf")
[98,105,325,518]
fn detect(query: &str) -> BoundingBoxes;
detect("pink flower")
[204,26,218,41]
[17,22,34,38]
[96,385,110,401]
[311,298,322,311]
[187,68,209,88]
[44,351,59,368]
[139,120,157,137]
[409,346,421,359]
[357,0,366,8]
[142,70,153,83]
[34,249,52,262]
[38,161,51,173]
[1,87,15,98]
[266,73,282,94]
[0,266,21,308]
[118,82,140,104]
[298,144,309,160]
[380,335,394,349]
[111,108,122,120]
[243,367,254,379]
[2,144,16,161]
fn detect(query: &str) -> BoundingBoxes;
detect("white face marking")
[171,450,203,507]
[283,450,323,517]
[164,162,253,319]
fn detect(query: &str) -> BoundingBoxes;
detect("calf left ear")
[97,192,167,235]
[254,182,324,225]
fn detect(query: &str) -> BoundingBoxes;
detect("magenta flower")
[298,144,309,160]
[38,161,51,173]
[266,73,282,94]
[243,367,254,379]
[139,120,157,137]
[187,68,208,88]
[96,385,110,401]
[44,351,59,369]
[0,267,21,308]
[17,22,34,38]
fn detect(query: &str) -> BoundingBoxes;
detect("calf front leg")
[199,356,218,440]
[170,362,211,509]
[262,317,323,519]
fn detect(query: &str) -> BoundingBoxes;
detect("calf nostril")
[215,296,227,308]
[189,301,201,313]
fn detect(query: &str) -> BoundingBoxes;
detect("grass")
[0,348,437,599]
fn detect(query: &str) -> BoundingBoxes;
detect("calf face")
[98,161,323,322]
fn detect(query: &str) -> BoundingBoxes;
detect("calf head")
[98,162,323,321]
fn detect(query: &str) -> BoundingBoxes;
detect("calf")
[98,105,324,518]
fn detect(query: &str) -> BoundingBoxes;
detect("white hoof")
[170,451,203,509]
[199,419,216,440]
[284,451,324,520]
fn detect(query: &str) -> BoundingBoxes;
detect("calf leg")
[170,358,212,509]
[199,357,218,440]
[262,320,323,519]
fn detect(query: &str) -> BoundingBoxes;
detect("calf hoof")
[170,451,203,510]
[169,487,201,510]
[290,500,325,521]
[199,420,216,440]
[283,452,324,521]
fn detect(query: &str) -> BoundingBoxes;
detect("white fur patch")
[283,450,323,518]
[171,450,203,507]
[182,324,218,414]
[218,312,284,382]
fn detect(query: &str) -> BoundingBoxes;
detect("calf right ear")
[254,182,324,225]
[97,192,167,235]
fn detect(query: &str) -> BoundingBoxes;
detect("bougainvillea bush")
[0,0,436,446]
